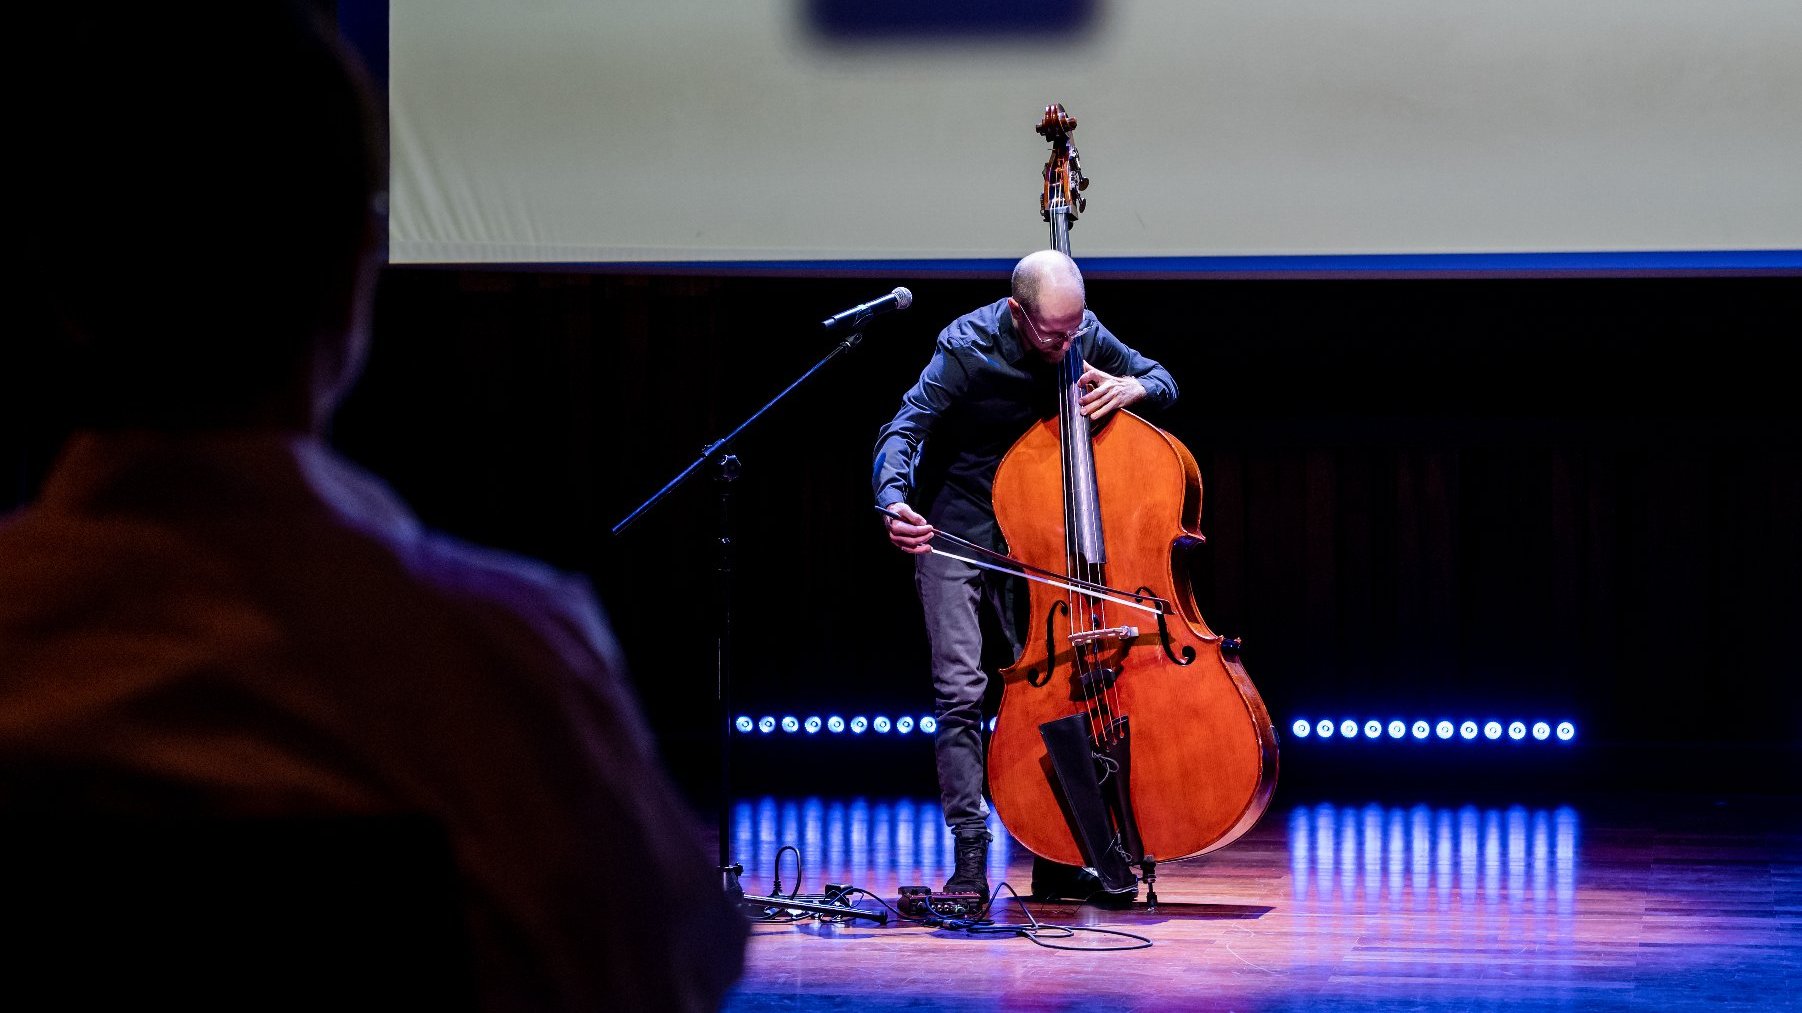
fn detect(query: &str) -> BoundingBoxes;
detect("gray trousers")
[915,550,1025,837]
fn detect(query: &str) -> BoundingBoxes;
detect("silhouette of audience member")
[4,6,746,1010]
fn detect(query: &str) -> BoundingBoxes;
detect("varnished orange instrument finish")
[990,411,1278,864]
[985,104,1278,867]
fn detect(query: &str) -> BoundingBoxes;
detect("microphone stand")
[613,314,887,924]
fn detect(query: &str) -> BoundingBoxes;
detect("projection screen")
[388,0,1802,271]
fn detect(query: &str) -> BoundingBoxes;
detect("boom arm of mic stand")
[612,320,867,537]
[606,319,875,908]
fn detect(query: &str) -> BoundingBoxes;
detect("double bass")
[986,105,1278,888]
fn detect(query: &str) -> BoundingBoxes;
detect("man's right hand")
[883,502,935,555]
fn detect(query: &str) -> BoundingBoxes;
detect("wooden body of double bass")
[987,409,1279,866]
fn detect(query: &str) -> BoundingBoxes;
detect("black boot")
[1030,855,1137,908]
[942,829,991,904]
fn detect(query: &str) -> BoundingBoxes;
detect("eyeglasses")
[1016,304,1090,349]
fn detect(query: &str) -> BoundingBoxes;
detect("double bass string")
[1045,151,1125,753]
[1058,345,1098,746]
[1071,355,1129,757]
[1064,341,1122,751]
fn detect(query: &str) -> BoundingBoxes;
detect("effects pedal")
[927,890,984,917]
[897,885,984,918]
[896,885,931,916]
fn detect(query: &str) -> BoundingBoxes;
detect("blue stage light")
[737,704,1578,751]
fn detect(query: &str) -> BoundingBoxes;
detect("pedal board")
[897,885,984,918]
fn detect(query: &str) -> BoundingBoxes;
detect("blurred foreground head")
[28,3,384,431]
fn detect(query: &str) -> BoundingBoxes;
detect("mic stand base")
[739,892,888,925]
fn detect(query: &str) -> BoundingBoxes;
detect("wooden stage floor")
[722,792,1799,1011]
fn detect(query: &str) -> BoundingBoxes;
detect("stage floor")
[722,791,1799,1011]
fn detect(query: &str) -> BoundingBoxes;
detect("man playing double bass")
[873,249,1178,906]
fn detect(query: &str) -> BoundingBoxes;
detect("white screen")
[389,1,1802,267]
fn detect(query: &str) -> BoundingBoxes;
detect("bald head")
[1007,251,1087,364]
[1010,250,1086,316]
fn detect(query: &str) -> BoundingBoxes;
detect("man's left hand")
[1076,363,1147,420]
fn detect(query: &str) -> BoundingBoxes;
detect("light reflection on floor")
[730,795,1578,905]
[1287,802,1578,910]
[731,797,1014,897]
[728,793,1798,1012]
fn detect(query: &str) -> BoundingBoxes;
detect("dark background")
[6,271,1798,807]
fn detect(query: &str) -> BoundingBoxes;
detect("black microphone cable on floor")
[832,882,1153,952]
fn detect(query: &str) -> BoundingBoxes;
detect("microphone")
[821,287,913,330]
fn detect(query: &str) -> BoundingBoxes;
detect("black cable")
[741,877,1153,950]
[742,844,812,922]
[746,907,811,923]
[845,887,938,923]
[927,882,1153,951]
[771,844,800,900]
[825,887,904,924]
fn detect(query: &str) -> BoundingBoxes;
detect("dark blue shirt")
[872,298,1178,550]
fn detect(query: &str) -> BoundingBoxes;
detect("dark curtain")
[8,271,1799,798]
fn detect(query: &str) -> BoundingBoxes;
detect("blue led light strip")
[1289,717,1575,743]
[734,713,969,736]
[731,712,1576,743]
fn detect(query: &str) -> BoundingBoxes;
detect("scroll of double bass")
[986,104,1278,881]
